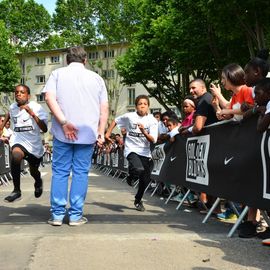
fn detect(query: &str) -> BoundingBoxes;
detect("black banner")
[151,116,270,210]
[0,142,10,174]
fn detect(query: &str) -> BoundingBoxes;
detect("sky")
[35,0,56,15]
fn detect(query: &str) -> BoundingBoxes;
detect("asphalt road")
[0,164,269,270]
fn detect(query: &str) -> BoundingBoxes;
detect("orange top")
[230,85,254,110]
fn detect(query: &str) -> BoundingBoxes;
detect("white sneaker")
[48,219,63,226]
[69,217,88,226]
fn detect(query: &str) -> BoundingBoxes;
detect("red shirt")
[230,85,254,110]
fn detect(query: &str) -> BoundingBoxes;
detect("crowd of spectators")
[101,49,270,245]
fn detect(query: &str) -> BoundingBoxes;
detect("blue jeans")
[50,138,94,221]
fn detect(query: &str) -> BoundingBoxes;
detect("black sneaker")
[34,179,43,198]
[134,201,145,212]
[4,191,22,202]
[257,228,270,239]
[238,221,257,238]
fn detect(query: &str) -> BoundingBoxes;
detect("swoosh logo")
[23,118,30,122]
[224,157,234,165]
[170,156,177,162]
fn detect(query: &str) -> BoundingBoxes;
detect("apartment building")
[17,43,180,141]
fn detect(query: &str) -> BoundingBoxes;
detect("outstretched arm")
[105,120,117,143]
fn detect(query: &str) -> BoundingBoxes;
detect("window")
[50,55,60,64]
[170,107,181,118]
[128,88,135,106]
[2,95,9,105]
[127,109,135,112]
[36,57,45,65]
[36,93,45,102]
[36,75,45,84]
[89,51,99,60]
[104,50,114,58]
[20,60,25,75]
[150,108,161,114]
[102,69,115,79]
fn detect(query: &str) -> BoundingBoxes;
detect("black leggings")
[11,144,42,192]
[127,152,153,203]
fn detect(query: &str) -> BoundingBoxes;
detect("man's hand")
[179,127,189,136]
[97,134,105,147]
[62,122,78,141]
[216,110,225,120]
[257,106,266,115]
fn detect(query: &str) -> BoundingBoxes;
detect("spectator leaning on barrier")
[170,96,197,204]
[2,120,14,145]
[209,63,254,221]
[167,117,180,143]
[0,84,48,203]
[251,78,270,245]
[210,63,254,121]
[238,50,270,238]
[43,46,109,226]
[180,78,219,213]
[115,133,124,150]
[254,78,270,132]
[181,96,196,128]
[105,95,158,212]
[180,78,218,135]
[157,110,178,143]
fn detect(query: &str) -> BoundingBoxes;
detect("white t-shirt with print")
[265,101,270,114]
[115,112,158,158]
[9,101,48,158]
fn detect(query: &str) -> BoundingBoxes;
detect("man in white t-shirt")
[0,84,48,202]
[105,95,158,211]
[44,46,108,226]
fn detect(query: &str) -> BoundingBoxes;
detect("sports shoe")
[257,228,270,239]
[217,209,237,220]
[34,179,43,198]
[171,193,184,202]
[4,191,21,202]
[48,218,63,226]
[186,193,197,204]
[262,238,270,246]
[238,221,257,238]
[134,201,145,212]
[69,216,88,226]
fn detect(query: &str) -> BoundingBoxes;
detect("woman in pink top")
[181,97,196,127]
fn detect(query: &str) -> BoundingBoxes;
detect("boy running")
[105,95,158,211]
[0,84,48,202]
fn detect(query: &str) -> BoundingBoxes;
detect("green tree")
[52,0,139,119]
[52,0,96,46]
[197,0,270,58]
[92,0,139,119]
[38,34,67,50]
[0,0,51,51]
[93,0,138,43]
[116,0,266,112]
[0,20,20,110]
